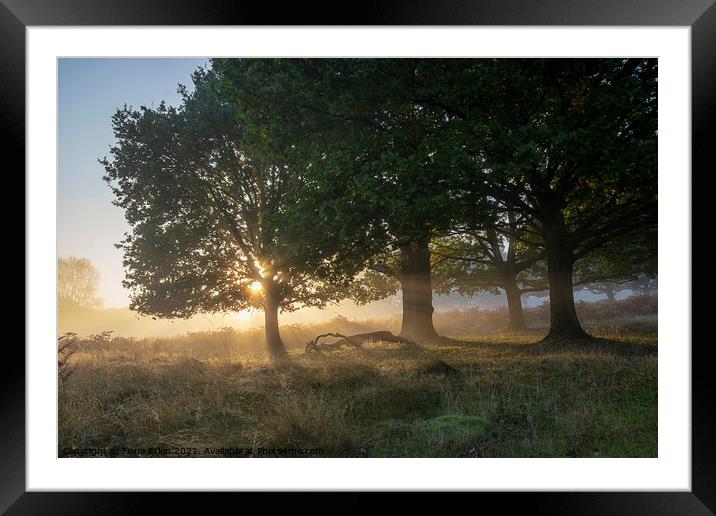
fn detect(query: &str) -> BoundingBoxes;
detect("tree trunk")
[398,238,440,342]
[503,281,527,332]
[263,285,287,360]
[605,284,616,302]
[545,240,588,340]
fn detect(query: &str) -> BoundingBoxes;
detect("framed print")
[6,0,713,512]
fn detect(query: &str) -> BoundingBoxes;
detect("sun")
[247,281,263,294]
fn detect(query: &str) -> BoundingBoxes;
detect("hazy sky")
[58,58,209,307]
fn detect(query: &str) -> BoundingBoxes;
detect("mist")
[58,287,613,339]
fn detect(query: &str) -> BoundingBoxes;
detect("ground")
[58,322,657,458]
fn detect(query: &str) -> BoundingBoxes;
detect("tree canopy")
[415,58,658,338]
[103,58,658,355]
[212,58,489,341]
[102,68,376,357]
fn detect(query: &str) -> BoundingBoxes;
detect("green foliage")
[347,268,401,305]
[101,68,369,319]
[103,58,658,338]
[431,230,547,297]
[420,59,658,259]
[212,59,478,285]
[574,230,657,282]
[212,58,657,312]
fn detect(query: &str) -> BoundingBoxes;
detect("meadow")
[58,296,657,458]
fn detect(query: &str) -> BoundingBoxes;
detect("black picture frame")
[5,0,711,512]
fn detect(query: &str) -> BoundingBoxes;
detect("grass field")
[58,317,657,458]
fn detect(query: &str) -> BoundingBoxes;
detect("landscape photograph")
[58,57,658,458]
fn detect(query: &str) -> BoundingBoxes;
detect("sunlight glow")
[248,280,263,294]
[254,260,268,278]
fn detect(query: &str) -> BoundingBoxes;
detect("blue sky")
[58,58,209,307]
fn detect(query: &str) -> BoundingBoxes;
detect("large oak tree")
[432,222,547,331]
[213,58,469,342]
[102,69,369,358]
[414,58,657,340]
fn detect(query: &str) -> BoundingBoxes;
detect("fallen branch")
[304,331,408,353]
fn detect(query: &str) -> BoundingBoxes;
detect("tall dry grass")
[57,295,657,458]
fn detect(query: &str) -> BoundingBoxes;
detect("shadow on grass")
[527,335,658,357]
[353,338,425,359]
[436,332,657,358]
[436,336,532,353]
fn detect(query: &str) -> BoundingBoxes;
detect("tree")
[432,224,547,331]
[573,233,657,301]
[431,194,548,331]
[57,256,102,309]
[415,59,657,340]
[101,68,369,359]
[578,281,620,302]
[627,275,658,296]
[213,58,470,342]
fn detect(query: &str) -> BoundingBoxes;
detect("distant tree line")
[102,58,657,359]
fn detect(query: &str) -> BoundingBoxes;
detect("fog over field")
[58,287,617,338]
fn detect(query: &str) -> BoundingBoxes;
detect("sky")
[58,58,209,307]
